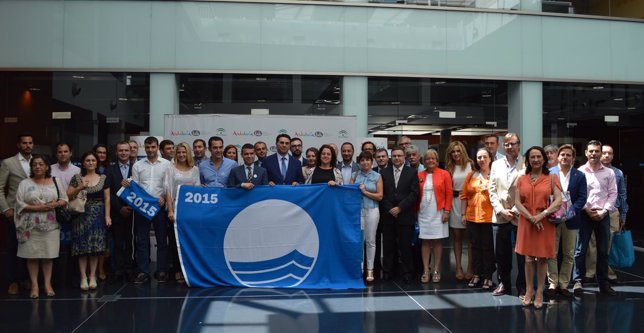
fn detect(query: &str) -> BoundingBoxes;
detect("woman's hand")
[168,211,175,223]
[328,180,337,186]
[105,216,112,227]
[442,210,450,223]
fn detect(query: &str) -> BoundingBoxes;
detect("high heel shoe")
[432,271,441,283]
[533,295,544,309]
[88,277,97,290]
[421,271,430,283]
[467,276,481,288]
[455,269,464,281]
[29,289,39,299]
[366,270,374,282]
[80,279,89,291]
[522,294,534,307]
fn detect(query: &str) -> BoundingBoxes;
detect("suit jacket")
[0,154,29,212]
[380,165,419,225]
[489,155,526,224]
[263,153,304,185]
[227,165,268,187]
[417,168,453,212]
[549,166,587,229]
[106,161,133,218]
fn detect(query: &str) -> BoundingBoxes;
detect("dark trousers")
[3,216,25,283]
[382,223,414,279]
[468,222,496,280]
[493,222,525,290]
[166,213,180,275]
[111,212,135,274]
[574,212,610,285]
[134,210,167,276]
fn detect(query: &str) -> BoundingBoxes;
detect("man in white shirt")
[126,136,171,284]
[50,143,80,192]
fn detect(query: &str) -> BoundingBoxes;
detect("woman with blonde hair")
[445,141,474,281]
[165,142,200,283]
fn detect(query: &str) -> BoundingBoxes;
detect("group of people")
[1,131,628,306]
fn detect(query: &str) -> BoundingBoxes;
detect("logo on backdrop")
[338,130,349,138]
[223,200,319,287]
[216,128,227,136]
[170,129,201,136]
[278,129,289,134]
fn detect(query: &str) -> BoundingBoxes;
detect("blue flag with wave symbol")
[175,183,364,289]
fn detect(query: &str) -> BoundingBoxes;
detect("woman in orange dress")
[515,146,562,309]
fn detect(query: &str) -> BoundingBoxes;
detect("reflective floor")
[1,249,643,333]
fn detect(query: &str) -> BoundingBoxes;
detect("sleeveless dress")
[449,164,472,229]
[71,174,108,256]
[515,174,559,258]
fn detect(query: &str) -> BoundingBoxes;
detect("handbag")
[547,174,568,225]
[68,175,87,214]
[609,230,635,268]
[52,177,72,223]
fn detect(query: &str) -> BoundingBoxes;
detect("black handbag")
[53,177,72,223]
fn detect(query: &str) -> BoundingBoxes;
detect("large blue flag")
[175,184,364,289]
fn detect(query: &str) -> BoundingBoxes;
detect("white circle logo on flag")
[223,199,319,287]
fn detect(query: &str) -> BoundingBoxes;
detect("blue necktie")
[121,164,128,179]
[281,157,287,181]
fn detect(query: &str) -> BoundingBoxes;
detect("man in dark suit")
[263,134,304,185]
[106,141,136,282]
[380,146,419,284]
[228,144,268,188]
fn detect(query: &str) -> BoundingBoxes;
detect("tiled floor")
[1,250,643,333]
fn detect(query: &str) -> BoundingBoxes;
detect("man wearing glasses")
[290,137,304,165]
[489,133,526,298]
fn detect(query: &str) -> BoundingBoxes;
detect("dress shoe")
[608,278,619,285]
[545,287,557,298]
[7,282,19,295]
[492,283,510,296]
[599,284,617,296]
[155,272,168,284]
[559,288,572,298]
[134,273,150,284]
[573,281,583,296]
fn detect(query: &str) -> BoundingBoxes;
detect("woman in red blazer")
[417,149,453,283]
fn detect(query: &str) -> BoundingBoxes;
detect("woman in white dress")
[165,142,200,283]
[445,141,474,281]
[417,149,453,283]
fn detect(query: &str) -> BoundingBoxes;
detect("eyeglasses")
[504,142,519,147]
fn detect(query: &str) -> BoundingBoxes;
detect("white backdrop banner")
[165,114,357,153]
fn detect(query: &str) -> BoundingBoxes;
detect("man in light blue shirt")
[200,136,236,187]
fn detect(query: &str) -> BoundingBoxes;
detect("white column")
[342,76,368,138]
[508,81,542,149]
[149,73,179,137]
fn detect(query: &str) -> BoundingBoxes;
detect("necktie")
[281,157,287,181]
[247,166,253,182]
[121,164,128,179]
[394,168,401,188]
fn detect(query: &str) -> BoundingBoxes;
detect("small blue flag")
[117,180,161,221]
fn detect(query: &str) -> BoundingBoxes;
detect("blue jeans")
[574,211,610,285]
[134,210,167,276]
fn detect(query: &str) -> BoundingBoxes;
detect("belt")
[453,190,460,198]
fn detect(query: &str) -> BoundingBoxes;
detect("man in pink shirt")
[573,140,618,296]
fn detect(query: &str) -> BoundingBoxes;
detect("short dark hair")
[254,141,267,148]
[290,137,302,144]
[144,136,158,146]
[375,148,388,156]
[341,142,354,151]
[55,142,71,151]
[361,141,375,151]
[587,140,602,148]
[391,146,405,155]
[160,139,174,150]
[524,146,550,175]
[317,144,338,167]
[17,132,34,143]
[29,155,51,178]
[208,136,224,147]
[276,133,291,143]
[357,151,373,162]
[241,143,255,152]
[483,134,498,143]
[193,138,206,147]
